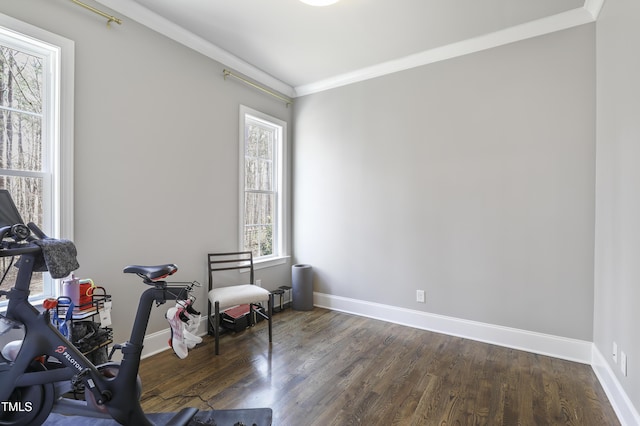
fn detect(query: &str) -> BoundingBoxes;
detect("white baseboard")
[313,292,592,363]
[139,295,639,426]
[141,293,593,363]
[314,292,640,425]
[591,345,640,426]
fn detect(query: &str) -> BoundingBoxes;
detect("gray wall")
[5,0,637,416]
[293,25,596,341]
[1,0,293,344]
[595,0,640,412]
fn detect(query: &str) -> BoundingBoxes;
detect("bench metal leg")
[268,294,273,343]
[214,301,220,355]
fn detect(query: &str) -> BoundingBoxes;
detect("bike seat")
[123,264,178,282]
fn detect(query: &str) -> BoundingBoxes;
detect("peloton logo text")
[1,401,33,412]
[55,345,83,372]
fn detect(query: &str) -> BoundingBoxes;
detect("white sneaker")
[184,329,202,349]
[173,300,202,349]
[165,307,188,359]
[185,312,201,334]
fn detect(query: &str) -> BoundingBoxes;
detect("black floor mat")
[44,408,272,426]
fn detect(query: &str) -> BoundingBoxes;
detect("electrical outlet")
[416,290,425,303]
[613,342,618,363]
[621,351,628,377]
[256,279,262,287]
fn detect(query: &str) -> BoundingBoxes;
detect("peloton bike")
[0,189,200,426]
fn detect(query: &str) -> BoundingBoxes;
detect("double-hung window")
[239,106,287,263]
[0,14,74,304]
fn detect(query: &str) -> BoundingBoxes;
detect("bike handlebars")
[0,224,28,242]
[0,221,48,257]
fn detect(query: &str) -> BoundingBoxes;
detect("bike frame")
[0,247,189,425]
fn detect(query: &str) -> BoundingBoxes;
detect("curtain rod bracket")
[70,0,122,27]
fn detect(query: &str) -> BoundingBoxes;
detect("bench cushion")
[208,284,270,310]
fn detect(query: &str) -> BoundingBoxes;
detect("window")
[240,106,287,263]
[0,14,74,304]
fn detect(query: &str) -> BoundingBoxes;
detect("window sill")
[0,297,46,314]
[253,255,290,271]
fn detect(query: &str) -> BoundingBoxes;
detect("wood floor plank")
[139,308,620,425]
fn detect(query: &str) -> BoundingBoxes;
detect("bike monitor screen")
[0,190,25,228]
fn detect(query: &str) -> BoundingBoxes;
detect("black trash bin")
[292,264,313,311]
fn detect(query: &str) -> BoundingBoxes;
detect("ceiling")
[94,0,601,97]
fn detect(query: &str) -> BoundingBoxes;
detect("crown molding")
[294,5,598,96]
[93,0,296,99]
[584,0,606,19]
[94,1,601,99]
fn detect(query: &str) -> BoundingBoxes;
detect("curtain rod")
[223,69,292,107]
[70,0,122,26]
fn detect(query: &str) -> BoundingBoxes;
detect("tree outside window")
[0,45,45,294]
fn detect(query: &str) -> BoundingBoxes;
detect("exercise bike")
[0,190,198,425]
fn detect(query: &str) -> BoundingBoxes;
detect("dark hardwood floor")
[139,308,620,425]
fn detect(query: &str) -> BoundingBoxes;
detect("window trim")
[0,13,74,305]
[239,105,288,267]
